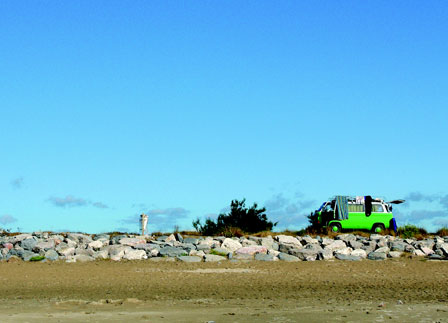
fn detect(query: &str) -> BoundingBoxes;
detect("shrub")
[193,199,277,236]
[210,249,228,257]
[397,224,427,239]
[29,256,45,262]
[436,227,448,237]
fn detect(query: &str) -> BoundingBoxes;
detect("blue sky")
[1,1,447,233]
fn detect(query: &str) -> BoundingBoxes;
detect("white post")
[140,213,148,236]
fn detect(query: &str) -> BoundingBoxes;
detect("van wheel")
[372,224,385,233]
[330,223,342,233]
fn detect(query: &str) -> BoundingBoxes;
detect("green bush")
[397,224,427,239]
[29,256,45,262]
[193,199,277,236]
[210,249,228,257]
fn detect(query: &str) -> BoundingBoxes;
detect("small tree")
[193,199,277,236]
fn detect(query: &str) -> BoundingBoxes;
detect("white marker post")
[140,213,148,236]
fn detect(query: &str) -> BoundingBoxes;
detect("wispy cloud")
[0,215,18,225]
[405,192,439,203]
[10,177,24,189]
[48,195,109,209]
[264,193,315,229]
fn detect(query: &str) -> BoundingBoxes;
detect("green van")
[314,196,404,233]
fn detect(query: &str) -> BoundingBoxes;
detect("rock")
[428,254,444,260]
[204,254,226,262]
[291,249,318,261]
[75,248,94,257]
[334,248,353,257]
[336,234,356,242]
[255,253,275,261]
[335,253,361,261]
[420,247,434,255]
[324,240,347,252]
[413,249,425,257]
[351,249,367,258]
[268,249,280,257]
[183,237,199,245]
[319,249,334,260]
[20,238,38,250]
[405,245,415,253]
[260,236,275,249]
[159,246,187,258]
[375,246,390,254]
[235,246,268,255]
[389,251,402,258]
[440,243,448,256]
[3,242,13,250]
[156,235,169,242]
[177,256,202,262]
[348,240,363,250]
[275,235,302,247]
[10,234,32,244]
[278,253,300,262]
[109,246,131,261]
[301,236,319,245]
[123,249,147,260]
[232,253,253,260]
[45,249,59,261]
[119,237,146,247]
[367,252,387,260]
[321,238,334,246]
[88,240,104,250]
[222,238,242,252]
[33,240,55,252]
[58,247,75,257]
[391,241,407,252]
[94,250,109,260]
[75,254,95,262]
[176,233,183,242]
[165,234,176,243]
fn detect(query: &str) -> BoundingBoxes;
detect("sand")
[0,258,447,322]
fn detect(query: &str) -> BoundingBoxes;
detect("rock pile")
[1,232,447,262]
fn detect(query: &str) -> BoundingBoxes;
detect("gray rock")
[23,250,40,261]
[21,237,38,250]
[204,254,226,262]
[348,240,363,250]
[33,240,55,252]
[291,249,318,261]
[375,246,390,254]
[405,244,415,253]
[367,252,387,260]
[222,238,242,252]
[58,246,75,257]
[123,249,147,260]
[254,253,275,261]
[183,237,199,245]
[275,235,302,247]
[428,254,444,260]
[111,235,128,245]
[177,256,202,262]
[45,249,59,261]
[210,247,230,255]
[232,253,253,260]
[391,241,407,252]
[75,248,95,257]
[278,253,300,262]
[176,233,183,242]
[94,234,110,241]
[335,253,361,261]
[318,249,334,260]
[159,246,187,257]
[351,249,367,258]
[389,251,402,258]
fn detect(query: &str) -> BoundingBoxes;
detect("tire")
[330,223,342,233]
[372,223,385,234]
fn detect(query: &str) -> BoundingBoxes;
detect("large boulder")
[254,253,275,261]
[119,237,146,247]
[278,253,300,262]
[275,235,302,247]
[33,240,55,252]
[367,251,387,260]
[335,253,362,261]
[351,249,367,258]
[109,246,131,261]
[324,240,347,252]
[45,249,59,261]
[159,246,186,258]
[75,254,95,262]
[58,247,75,257]
[290,249,318,261]
[123,249,147,260]
[88,240,105,250]
[391,241,408,252]
[235,246,267,255]
[21,238,38,250]
[222,238,242,253]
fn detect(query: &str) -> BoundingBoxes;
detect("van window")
[372,204,384,212]
[348,204,364,212]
